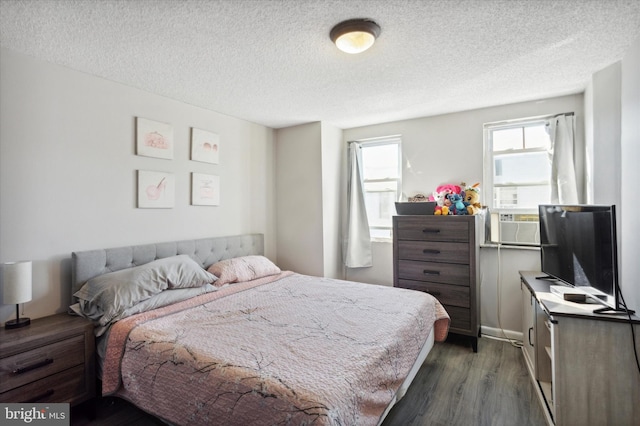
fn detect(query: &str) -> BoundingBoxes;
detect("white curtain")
[343,142,372,268]
[547,114,579,204]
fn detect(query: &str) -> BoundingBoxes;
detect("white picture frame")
[191,173,220,206]
[136,117,174,160]
[137,170,174,208]
[191,128,219,164]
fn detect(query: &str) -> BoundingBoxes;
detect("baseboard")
[481,325,523,343]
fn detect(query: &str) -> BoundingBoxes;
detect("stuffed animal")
[431,191,445,206]
[428,184,462,202]
[462,183,482,215]
[448,193,467,215]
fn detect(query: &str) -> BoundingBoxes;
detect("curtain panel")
[547,114,580,204]
[343,142,372,268]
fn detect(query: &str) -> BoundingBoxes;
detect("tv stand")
[520,271,640,426]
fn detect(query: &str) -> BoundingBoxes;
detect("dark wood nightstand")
[0,312,95,405]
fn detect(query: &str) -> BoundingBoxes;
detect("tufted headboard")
[71,234,264,297]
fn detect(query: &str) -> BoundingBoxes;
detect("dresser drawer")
[397,240,469,264]
[395,217,469,242]
[0,364,86,403]
[444,305,471,332]
[0,335,84,393]
[398,260,470,286]
[397,279,470,308]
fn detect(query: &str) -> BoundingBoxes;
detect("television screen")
[538,205,618,310]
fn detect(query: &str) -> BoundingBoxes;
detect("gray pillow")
[74,255,217,326]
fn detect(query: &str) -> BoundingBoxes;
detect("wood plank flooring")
[382,334,547,426]
[70,335,546,426]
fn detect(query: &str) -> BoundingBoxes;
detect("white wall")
[275,122,324,276]
[320,122,344,279]
[589,62,622,206]
[0,48,276,323]
[342,94,585,337]
[620,36,640,312]
[584,44,640,313]
[275,122,344,279]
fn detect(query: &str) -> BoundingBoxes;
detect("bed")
[70,234,449,425]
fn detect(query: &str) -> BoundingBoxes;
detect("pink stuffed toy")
[428,184,462,201]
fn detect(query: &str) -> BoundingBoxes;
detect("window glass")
[492,128,523,151]
[493,185,550,209]
[357,138,401,240]
[493,152,550,185]
[524,125,550,149]
[364,189,396,228]
[362,144,400,180]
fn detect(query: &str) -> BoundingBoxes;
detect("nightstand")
[0,312,95,405]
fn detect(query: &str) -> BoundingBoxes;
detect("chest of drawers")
[393,215,480,351]
[0,313,95,405]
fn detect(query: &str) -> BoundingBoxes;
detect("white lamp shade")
[335,31,376,54]
[3,261,32,304]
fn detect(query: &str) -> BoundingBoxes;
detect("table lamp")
[3,260,32,329]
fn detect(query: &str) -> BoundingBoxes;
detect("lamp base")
[5,317,30,329]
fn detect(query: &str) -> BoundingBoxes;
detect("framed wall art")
[191,173,220,206]
[191,128,219,164]
[137,170,175,208]
[136,117,174,160]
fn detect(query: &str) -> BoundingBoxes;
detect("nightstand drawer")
[397,279,470,308]
[397,260,470,286]
[0,364,85,403]
[397,240,469,264]
[395,217,469,242]
[0,335,84,393]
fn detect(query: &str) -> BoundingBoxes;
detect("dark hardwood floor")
[382,334,546,426]
[70,335,546,426]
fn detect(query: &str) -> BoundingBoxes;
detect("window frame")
[357,136,402,241]
[483,116,553,214]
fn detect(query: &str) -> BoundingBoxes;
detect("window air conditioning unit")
[489,212,540,245]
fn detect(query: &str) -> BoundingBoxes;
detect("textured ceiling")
[1,0,639,129]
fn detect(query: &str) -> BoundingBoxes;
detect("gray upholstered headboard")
[71,234,264,296]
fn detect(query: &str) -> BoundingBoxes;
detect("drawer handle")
[13,358,53,375]
[422,228,440,234]
[422,249,441,254]
[423,270,440,276]
[426,290,441,296]
[25,389,54,403]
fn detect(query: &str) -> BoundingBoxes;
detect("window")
[485,118,552,211]
[359,137,402,240]
[484,117,553,245]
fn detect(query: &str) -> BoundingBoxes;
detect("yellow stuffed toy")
[463,183,482,215]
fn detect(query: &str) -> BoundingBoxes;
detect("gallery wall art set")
[135,117,220,208]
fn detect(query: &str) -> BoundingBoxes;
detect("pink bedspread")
[102,272,449,425]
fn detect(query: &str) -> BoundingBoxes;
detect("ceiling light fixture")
[330,19,381,54]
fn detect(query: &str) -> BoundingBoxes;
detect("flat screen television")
[538,204,620,312]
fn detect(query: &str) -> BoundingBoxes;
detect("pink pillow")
[207,255,281,286]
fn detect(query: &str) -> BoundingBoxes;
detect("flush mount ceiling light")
[330,19,381,54]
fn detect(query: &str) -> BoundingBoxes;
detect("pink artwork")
[191,173,220,206]
[136,117,173,159]
[144,132,169,149]
[138,171,174,208]
[145,177,166,200]
[191,128,220,164]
